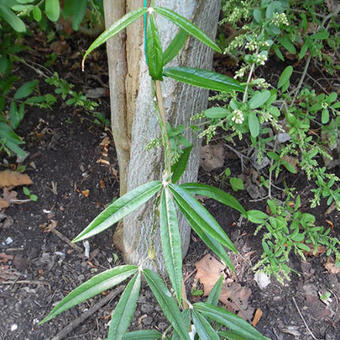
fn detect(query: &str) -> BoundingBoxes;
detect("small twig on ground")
[0,280,51,289]
[292,297,320,340]
[51,229,83,254]
[51,285,125,340]
[225,144,250,172]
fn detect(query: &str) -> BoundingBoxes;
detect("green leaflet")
[278,66,293,89]
[204,107,229,119]
[45,0,60,22]
[169,184,237,253]
[0,4,26,32]
[154,7,221,53]
[143,269,190,340]
[163,29,189,65]
[163,67,245,93]
[180,182,247,217]
[160,188,182,304]
[192,310,219,340]
[248,111,260,138]
[14,80,38,99]
[40,265,138,323]
[108,272,141,340]
[73,181,162,242]
[206,275,223,306]
[194,303,270,340]
[82,8,147,68]
[171,145,192,183]
[147,13,163,80]
[249,90,271,109]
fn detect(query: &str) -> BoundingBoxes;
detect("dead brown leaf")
[200,144,224,171]
[252,308,263,327]
[219,281,254,321]
[195,254,225,295]
[0,170,33,188]
[81,189,90,198]
[324,257,340,274]
[41,220,58,233]
[195,253,254,321]
[0,199,9,209]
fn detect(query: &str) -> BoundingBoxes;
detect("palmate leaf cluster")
[41,4,268,340]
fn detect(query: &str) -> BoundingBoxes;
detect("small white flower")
[231,109,244,124]
[147,7,154,14]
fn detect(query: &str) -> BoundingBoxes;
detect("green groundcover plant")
[40,4,270,340]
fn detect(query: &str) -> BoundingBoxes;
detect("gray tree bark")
[104,0,221,273]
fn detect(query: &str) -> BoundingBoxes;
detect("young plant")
[41,5,268,340]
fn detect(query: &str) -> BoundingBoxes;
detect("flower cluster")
[231,109,244,124]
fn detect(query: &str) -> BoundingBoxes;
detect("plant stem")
[242,47,259,103]
[154,80,172,179]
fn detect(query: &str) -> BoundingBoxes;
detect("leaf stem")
[154,79,172,179]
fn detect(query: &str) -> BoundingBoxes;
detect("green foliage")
[23,186,38,201]
[41,5,268,340]
[252,198,340,283]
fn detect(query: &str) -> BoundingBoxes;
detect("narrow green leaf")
[154,7,221,53]
[249,90,271,109]
[310,29,329,40]
[207,275,223,306]
[171,145,192,183]
[14,80,38,99]
[73,181,162,242]
[45,0,60,22]
[171,310,191,340]
[247,210,268,224]
[297,243,311,251]
[278,66,293,89]
[40,265,138,323]
[321,109,329,124]
[9,101,24,129]
[32,6,42,22]
[123,330,162,340]
[143,269,190,340]
[194,303,270,340]
[278,36,296,54]
[169,184,237,253]
[192,310,219,340]
[180,183,247,217]
[281,160,297,174]
[219,330,249,340]
[108,272,141,340]
[273,45,284,61]
[164,29,188,65]
[163,67,244,93]
[0,4,26,32]
[147,13,163,80]
[248,111,260,138]
[230,177,244,192]
[204,107,228,119]
[160,188,182,304]
[71,0,87,31]
[82,8,147,68]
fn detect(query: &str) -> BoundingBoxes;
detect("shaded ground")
[0,28,339,340]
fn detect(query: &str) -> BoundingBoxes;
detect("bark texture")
[104,0,221,273]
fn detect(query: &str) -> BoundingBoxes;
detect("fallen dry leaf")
[195,253,254,321]
[99,179,105,189]
[324,257,340,274]
[195,254,225,295]
[41,220,58,233]
[81,189,90,198]
[219,281,254,321]
[0,198,9,209]
[0,170,33,188]
[252,308,263,327]
[200,144,224,171]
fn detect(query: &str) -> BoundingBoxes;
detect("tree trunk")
[104,0,221,273]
